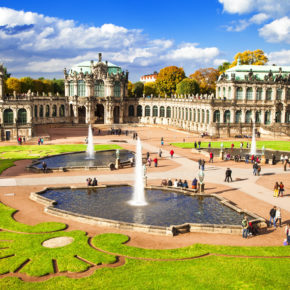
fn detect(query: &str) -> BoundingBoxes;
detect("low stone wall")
[30,185,266,236]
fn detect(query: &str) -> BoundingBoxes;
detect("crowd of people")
[17,136,26,145]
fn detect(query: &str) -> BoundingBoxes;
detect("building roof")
[70,60,122,75]
[219,65,290,81]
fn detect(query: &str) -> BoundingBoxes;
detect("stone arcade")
[0,53,289,140]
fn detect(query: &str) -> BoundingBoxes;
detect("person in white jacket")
[275,207,282,227]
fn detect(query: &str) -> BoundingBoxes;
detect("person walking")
[147,157,152,167]
[153,157,158,167]
[283,159,288,171]
[198,141,201,149]
[146,152,150,160]
[279,182,284,197]
[224,168,232,182]
[269,206,276,228]
[201,159,205,171]
[242,216,249,239]
[170,149,174,159]
[280,154,284,164]
[209,152,214,163]
[253,162,258,176]
[161,137,164,146]
[275,207,282,227]
[285,224,290,245]
[42,161,47,173]
[194,141,197,149]
[273,182,279,197]
[159,148,162,158]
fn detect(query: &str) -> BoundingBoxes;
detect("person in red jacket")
[209,152,214,163]
[153,157,158,167]
[170,149,174,158]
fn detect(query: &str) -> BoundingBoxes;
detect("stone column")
[253,86,257,101]
[282,87,287,102]
[27,107,32,123]
[74,82,78,97]
[230,109,235,123]
[241,109,246,123]
[232,85,236,100]
[260,108,265,124]
[64,81,69,96]
[273,85,277,101]
[262,86,266,102]
[242,85,247,101]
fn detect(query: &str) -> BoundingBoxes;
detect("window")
[69,82,74,96]
[94,81,104,97]
[137,105,142,117]
[17,109,27,125]
[59,105,65,117]
[228,87,231,99]
[266,88,272,100]
[275,111,281,123]
[34,105,38,118]
[52,105,57,117]
[46,105,50,117]
[160,106,165,117]
[245,110,252,123]
[213,110,220,123]
[236,87,243,100]
[3,109,13,124]
[255,111,261,123]
[114,82,121,97]
[265,111,270,124]
[39,105,43,117]
[145,105,150,117]
[246,88,253,100]
[202,109,205,123]
[223,87,226,98]
[193,109,196,122]
[256,88,262,100]
[198,109,200,122]
[190,109,192,121]
[166,106,171,118]
[128,105,134,117]
[235,110,241,123]
[153,106,158,117]
[276,89,282,100]
[224,110,230,123]
[77,80,86,96]
[206,110,209,124]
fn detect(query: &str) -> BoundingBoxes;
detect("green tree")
[52,79,64,95]
[127,81,134,97]
[189,68,219,94]
[6,77,21,94]
[155,66,185,96]
[176,78,200,96]
[230,49,268,67]
[143,82,156,96]
[218,62,230,74]
[20,77,34,93]
[133,81,144,98]
[32,80,44,93]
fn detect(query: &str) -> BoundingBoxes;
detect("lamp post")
[198,169,205,193]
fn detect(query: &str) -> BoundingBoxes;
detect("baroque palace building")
[0,53,289,140]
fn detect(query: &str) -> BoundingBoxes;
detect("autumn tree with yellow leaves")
[230,49,268,67]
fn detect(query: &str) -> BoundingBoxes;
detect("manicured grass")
[0,202,66,233]
[0,144,123,173]
[171,141,290,151]
[0,230,116,276]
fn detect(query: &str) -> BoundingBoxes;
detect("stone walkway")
[0,138,289,211]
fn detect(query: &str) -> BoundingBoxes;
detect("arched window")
[197,109,200,122]
[114,82,121,97]
[236,87,243,100]
[218,87,221,97]
[128,105,134,117]
[276,89,282,100]
[166,106,171,118]
[245,110,252,123]
[39,105,43,118]
[34,105,38,118]
[3,109,13,124]
[228,87,231,99]
[235,110,242,123]
[17,108,27,125]
[266,88,272,100]
[94,81,104,97]
[264,111,271,124]
[153,106,158,117]
[256,88,262,100]
[45,105,50,117]
[223,87,226,98]
[224,110,230,123]
[137,105,142,117]
[255,111,261,123]
[275,111,281,123]
[246,88,253,100]
[145,105,150,117]
[193,109,196,122]
[52,105,57,117]
[59,105,65,117]
[190,109,192,121]
[206,110,209,124]
[77,80,86,96]
[160,106,165,117]
[213,110,220,123]
[202,109,205,123]
[69,82,74,96]
[286,111,290,123]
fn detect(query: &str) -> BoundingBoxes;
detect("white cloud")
[250,13,270,24]
[226,20,250,32]
[213,59,229,66]
[219,0,254,14]
[259,17,290,43]
[267,49,290,65]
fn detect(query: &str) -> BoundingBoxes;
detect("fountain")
[129,137,147,206]
[86,124,95,160]
[250,123,256,156]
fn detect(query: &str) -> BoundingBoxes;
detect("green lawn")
[171,141,290,151]
[0,144,123,173]
[0,203,289,289]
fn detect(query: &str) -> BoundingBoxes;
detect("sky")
[0,0,289,82]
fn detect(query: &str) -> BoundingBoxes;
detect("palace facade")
[0,54,289,140]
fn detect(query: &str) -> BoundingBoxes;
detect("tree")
[189,68,219,94]
[52,79,64,95]
[6,77,21,94]
[155,66,185,96]
[20,77,34,93]
[133,81,144,98]
[218,62,230,74]
[32,80,44,93]
[127,81,134,97]
[176,78,199,96]
[143,82,157,96]
[42,79,53,94]
[230,49,268,67]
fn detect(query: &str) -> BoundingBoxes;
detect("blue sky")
[0,0,289,81]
